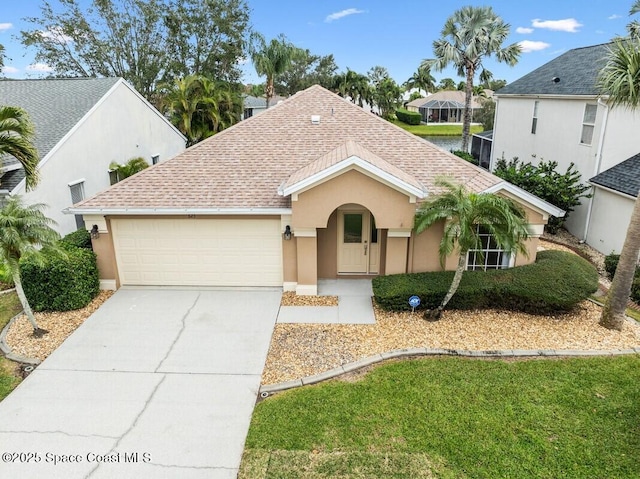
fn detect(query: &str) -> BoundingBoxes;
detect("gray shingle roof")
[0,77,120,189]
[497,43,612,96]
[590,153,640,198]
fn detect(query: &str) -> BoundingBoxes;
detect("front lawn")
[391,119,484,137]
[242,356,640,478]
[0,291,23,401]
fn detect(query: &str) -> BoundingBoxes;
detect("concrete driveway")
[0,288,281,478]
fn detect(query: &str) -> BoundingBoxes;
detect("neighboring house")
[406,90,492,123]
[241,94,287,120]
[491,42,640,254]
[0,78,186,234]
[69,85,563,293]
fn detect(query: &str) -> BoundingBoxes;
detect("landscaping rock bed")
[281,292,338,306]
[5,290,113,361]
[261,300,640,385]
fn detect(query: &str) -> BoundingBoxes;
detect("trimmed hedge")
[373,250,598,315]
[20,246,99,312]
[60,228,93,250]
[395,108,422,125]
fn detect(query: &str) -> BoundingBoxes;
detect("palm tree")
[109,157,149,182]
[414,177,529,319]
[597,37,640,330]
[0,106,40,191]
[424,6,520,151]
[333,69,371,107]
[0,196,60,335]
[404,65,436,96]
[629,0,640,38]
[249,33,299,108]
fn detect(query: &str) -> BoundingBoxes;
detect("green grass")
[390,119,484,137]
[0,291,22,401]
[243,356,640,478]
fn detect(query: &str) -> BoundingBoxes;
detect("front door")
[337,209,379,274]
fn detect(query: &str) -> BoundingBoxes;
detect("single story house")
[0,77,186,235]
[406,90,492,124]
[69,85,563,294]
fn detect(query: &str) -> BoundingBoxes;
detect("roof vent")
[552,77,560,83]
[311,115,321,125]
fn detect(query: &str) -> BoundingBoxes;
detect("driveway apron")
[0,288,281,478]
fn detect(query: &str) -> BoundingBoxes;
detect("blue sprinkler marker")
[408,295,421,312]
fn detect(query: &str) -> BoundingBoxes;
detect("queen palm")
[0,196,60,335]
[424,6,520,151]
[109,157,149,182]
[250,33,299,108]
[597,37,640,330]
[414,177,529,319]
[629,1,640,38]
[0,106,40,191]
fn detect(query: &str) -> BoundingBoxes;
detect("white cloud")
[596,29,605,34]
[325,8,364,23]
[519,40,551,53]
[26,63,54,72]
[516,27,534,34]
[608,14,622,20]
[39,27,72,44]
[0,23,13,32]
[531,18,583,32]
[1,66,18,74]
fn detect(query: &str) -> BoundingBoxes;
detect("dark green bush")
[395,108,422,125]
[373,250,598,315]
[20,246,99,312]
[604,253,620,278]
[60,228,93,250]
[451,150,477,165]
[632,277,640,303]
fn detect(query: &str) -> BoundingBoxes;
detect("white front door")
[337,209,379,274]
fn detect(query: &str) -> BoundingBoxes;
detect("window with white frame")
[466,225,512,271]
[531,100,539,134]
[69,180,85,230]
[580,104,597,145]
[151,154,160,165]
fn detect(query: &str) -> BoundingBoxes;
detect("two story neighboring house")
[491,43,640,255]
[0,77,186,235]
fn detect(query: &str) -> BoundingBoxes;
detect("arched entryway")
[336,205,379,274]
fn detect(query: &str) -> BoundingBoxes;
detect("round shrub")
[60,228,93,250]
[604,253,620,279]
[20,246,99,312]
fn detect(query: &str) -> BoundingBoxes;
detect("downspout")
[582,98,609,242]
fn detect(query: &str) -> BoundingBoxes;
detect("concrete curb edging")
[259,346,640,395]
[0,311,41,366]
[0,288,16,296]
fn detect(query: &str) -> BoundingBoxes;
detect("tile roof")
[75,85,502,211]
[497,43,611,96]
[0,77,120,188]
[590,153,640,198]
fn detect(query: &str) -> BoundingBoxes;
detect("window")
[151,155,159,165]
[531,100,539,134]
[466,226,512,271]
[108,169,119,185]
[580,104,597,145]
[69,181,85,230]
[243,108,253,119]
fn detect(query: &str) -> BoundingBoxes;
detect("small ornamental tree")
[493,156,591,233]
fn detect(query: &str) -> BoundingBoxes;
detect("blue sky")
[0,0,636,86]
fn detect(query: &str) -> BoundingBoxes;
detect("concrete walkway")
[277,279,375,324]
[0,288,281,479]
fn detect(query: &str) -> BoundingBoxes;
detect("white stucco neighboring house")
[491,42,640,254]
[0,77,186,235]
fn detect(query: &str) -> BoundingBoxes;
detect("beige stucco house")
[69,85,563,293]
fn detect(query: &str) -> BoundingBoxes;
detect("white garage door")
[111,218,283,286]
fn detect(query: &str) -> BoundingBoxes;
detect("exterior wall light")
[284,225,292,240]
[91,224,100,239]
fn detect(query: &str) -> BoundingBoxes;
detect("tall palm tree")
[249,33,299,108]
[424,6,520,151]
[404,65,436,96]
[414,177,529,319]
[597,37,640,330]
[0,196,60,335]
[0,106,40,191]
[629,0,640,38]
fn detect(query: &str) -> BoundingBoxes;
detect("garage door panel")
[112,219,283,287]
